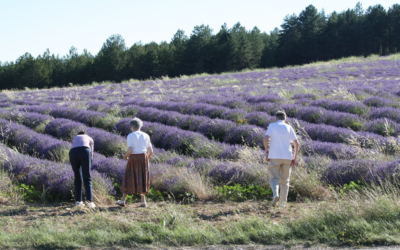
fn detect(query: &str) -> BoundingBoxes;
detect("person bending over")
[69,130,96,208]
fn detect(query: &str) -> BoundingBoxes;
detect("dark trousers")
[69,147,93,202]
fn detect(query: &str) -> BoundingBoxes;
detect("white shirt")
[265,120,297,160]
[127,131,153,154]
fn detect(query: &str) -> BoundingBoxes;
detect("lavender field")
[2,55,400,248]
[1,54,400,202]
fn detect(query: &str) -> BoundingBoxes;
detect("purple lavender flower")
[363,118,400,137]
[0,119,70,162]
[224,125,265,147]
[363,96,393,108]
[310,99,368,116]
[0,143,115,197]
[197,119,236,141]
[369,107,400,123]
[245,94,284,104]
[291,93,318,100]
[221,109,247,121]
[323,159,378,186]
[244,112,276,128]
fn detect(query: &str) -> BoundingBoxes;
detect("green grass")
[1,185,400,248]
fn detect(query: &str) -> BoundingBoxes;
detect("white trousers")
[267,159,292,202]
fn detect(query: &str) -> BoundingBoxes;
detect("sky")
[1,0,398,63]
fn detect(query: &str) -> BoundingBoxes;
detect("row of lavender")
[16,105,376,160]
[6,107,397,189]
[9,89,400,140]
[121,97,400,134]
[3,57,400,104]
[89,100,400,148]
[0,113,268,192]
[1,111,399,191]
[0,143,115,198]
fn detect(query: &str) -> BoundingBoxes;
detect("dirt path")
[0,200,309,226]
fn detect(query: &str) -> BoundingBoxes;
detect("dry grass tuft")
[0,150,23,204]
[151,164,217,200]
[291,166,334,201]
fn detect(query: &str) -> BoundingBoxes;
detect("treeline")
[1,3,400,90]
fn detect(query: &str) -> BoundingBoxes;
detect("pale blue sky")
[1,0,398,63]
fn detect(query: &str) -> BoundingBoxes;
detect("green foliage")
[339,181,364,195]
[236,119,249,125]
[15,184,64,203]
[177,192,196,203]
[344,120,364,131]
[17,184,42,202]
[216,184,272,201]
[4,185,400,247]
[125,188,169,203]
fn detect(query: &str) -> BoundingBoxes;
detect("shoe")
[278,201,286,208]
[116,200,126,207]
[75,201,85,207]
[271,196,279,207]
[87,202,96,208]
[139,202,147,208]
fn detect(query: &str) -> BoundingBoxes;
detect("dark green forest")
[1,3,400,90]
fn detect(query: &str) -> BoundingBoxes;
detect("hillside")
[1,54,400,248]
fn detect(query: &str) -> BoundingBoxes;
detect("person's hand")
[291,158,296,166]
[265,151,270,162]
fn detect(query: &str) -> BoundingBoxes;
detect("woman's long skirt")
[121,153,150,194]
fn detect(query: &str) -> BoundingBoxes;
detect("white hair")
[130,117,143,130]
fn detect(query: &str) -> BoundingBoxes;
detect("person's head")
[78,130,86,135]
[130,117,143,131]
[275,110,286,121]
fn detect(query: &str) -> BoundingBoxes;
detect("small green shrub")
[216,184,272,201]
[339,181,364,195]
[125,188,169,203]
[17,184,42,202]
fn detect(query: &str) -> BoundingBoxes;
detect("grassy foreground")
[1,185,400,249]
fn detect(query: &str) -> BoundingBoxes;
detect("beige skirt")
[121,153,150,194]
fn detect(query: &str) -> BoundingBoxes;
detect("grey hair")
[275,110,287,121]
[130,117,143,130]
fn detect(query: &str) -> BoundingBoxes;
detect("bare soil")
[0,200,310,227]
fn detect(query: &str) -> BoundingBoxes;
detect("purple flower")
[291,93,318,100]
[0,119,70,162]
[369,107,400,123]
[310,99,368,116]
[363,118,400,137]
[0,143,115,197]
[197,119,236,141]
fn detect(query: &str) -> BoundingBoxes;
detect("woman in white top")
[117,118,153,207]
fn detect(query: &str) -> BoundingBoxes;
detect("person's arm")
[123,146,133,160]
[124,135,133,160]
[89,138,94,160]
[263,135,270,162]
[291,140,299,166]
[289,127,299,166]
[146,136,153,159]
[147,147,153,159]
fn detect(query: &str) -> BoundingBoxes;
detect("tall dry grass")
[0,149,23,204]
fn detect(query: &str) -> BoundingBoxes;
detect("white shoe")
[75,201,85,207]
[278,201,286,208]
[87,202,96,208]
[271,196,279,207]
[116,200,126,207]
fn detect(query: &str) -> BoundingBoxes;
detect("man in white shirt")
[263,110,299,208]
